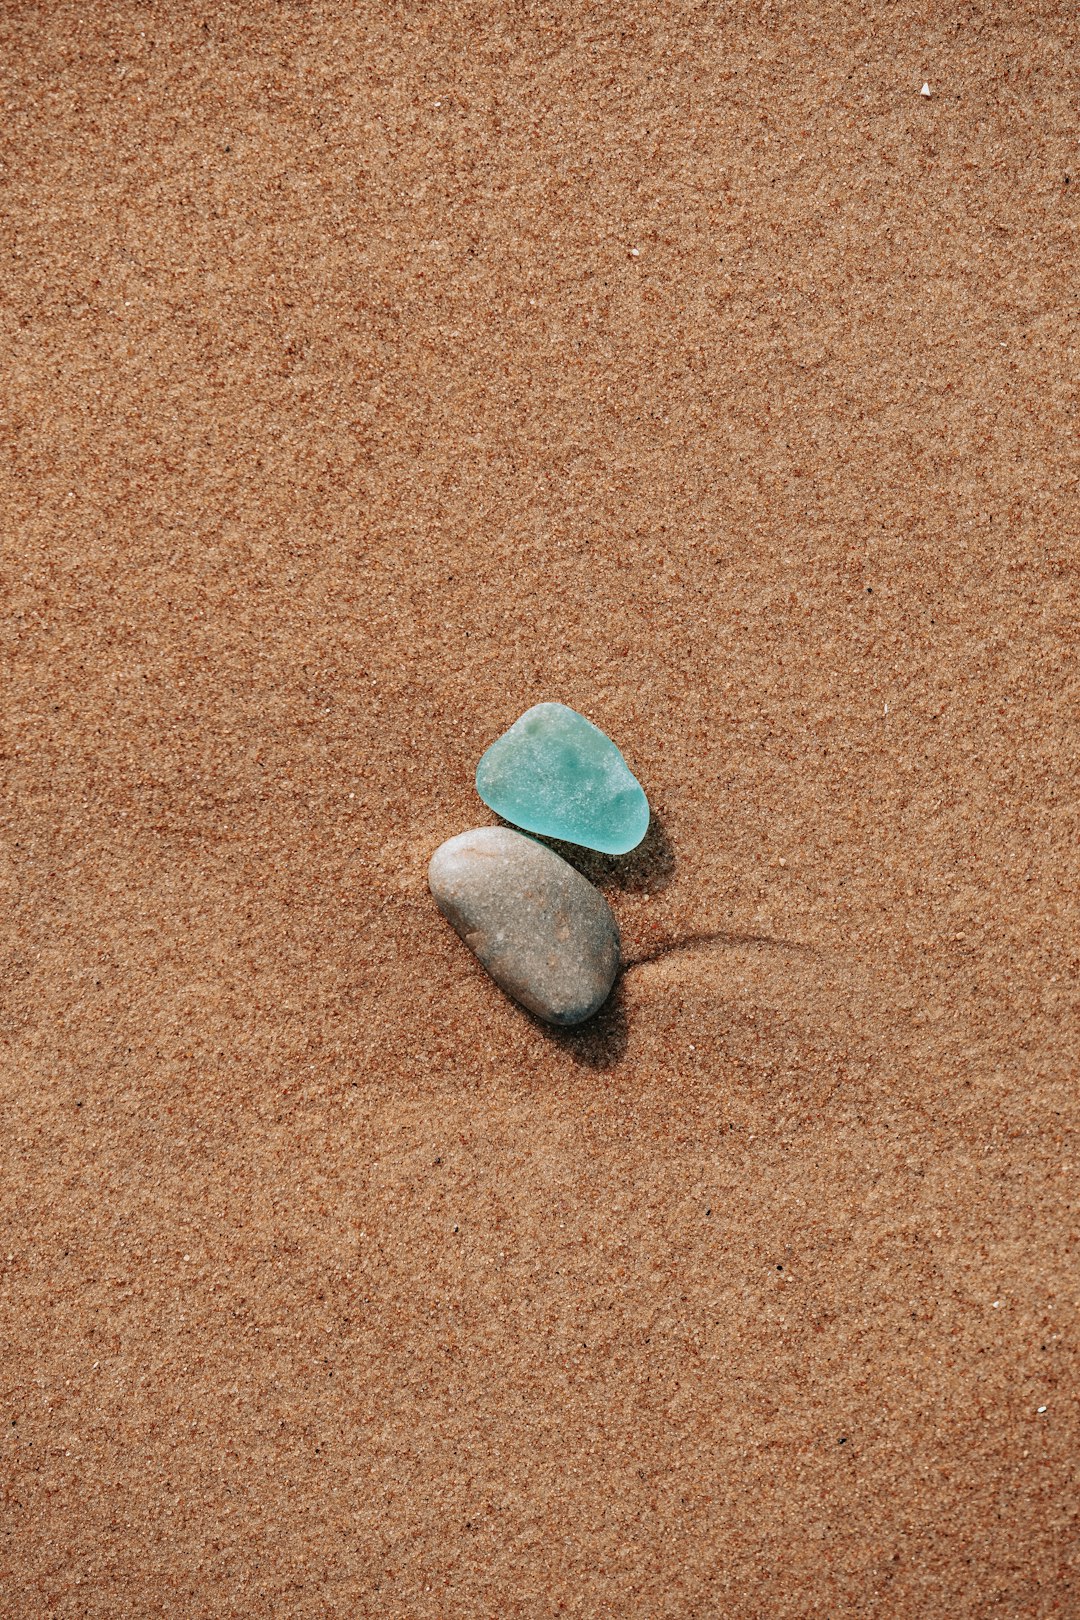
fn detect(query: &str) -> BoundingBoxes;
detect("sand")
[1,3,1076,1615]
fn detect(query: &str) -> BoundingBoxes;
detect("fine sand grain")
[1,4,1077,1616]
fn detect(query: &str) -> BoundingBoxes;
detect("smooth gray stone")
[428,827,620,1026]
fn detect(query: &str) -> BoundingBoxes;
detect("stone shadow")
[520,977,630,1071]
[503,807,677,896]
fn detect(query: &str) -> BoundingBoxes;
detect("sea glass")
[475,702,649,855]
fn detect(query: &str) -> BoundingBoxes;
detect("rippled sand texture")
[1,4,1076,1617]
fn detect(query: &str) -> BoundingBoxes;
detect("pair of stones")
[429,703,649,1026]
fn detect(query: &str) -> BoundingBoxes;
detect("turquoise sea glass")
[476,702,650,856]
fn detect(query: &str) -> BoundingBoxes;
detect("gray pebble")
[428,827,620,1026]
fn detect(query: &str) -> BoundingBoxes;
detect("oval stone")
[428,827,620,1026]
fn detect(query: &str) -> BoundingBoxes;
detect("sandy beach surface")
[2,4,1076,1615]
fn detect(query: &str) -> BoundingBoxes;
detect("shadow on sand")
[535,808,676,897]
[519,977,630,1071]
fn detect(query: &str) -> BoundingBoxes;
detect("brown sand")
[1,3,1077,1615]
